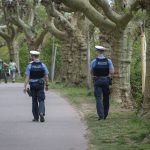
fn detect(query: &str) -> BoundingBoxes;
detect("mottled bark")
[60,0,140,29]
[98,28,131,103]
[6,38,20,76]
[87,30,91,89]
[110,29,124,102]
[3,0,48,51]
[141,28,146,93]
[142,4,150,119]
[42,1,89,85]
[7,42,15,61]
[0,42,5,48]
[0,26,16,61]
[51,37,57,82]
[109,22,140,104]
[59,0,140,103]
[121,23,140,106]
[99,30,112,58]
[60,29,87,85]
[13,39,21,77]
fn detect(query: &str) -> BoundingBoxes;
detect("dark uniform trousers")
[94,77,110,119]
[30,81,45,120]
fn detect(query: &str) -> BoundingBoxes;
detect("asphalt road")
[0,83,87,150]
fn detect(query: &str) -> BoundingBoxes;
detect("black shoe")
[98,117,104,121]
[40,113,45,122]
[32,118,39,122]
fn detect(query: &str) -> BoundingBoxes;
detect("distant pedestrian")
[90,45,114,120]
[9,59,17,83]
[24,51,49,122]
[0,59,3,75]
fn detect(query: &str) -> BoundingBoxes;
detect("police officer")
[0,59,3,80]
[24,51,49,122]
[0,59,8,83]
[90,45,114,120]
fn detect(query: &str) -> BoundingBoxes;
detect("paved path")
[0,83,87,150]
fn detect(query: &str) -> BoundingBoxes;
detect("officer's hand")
[45,86,48,91]
[24,88,27,94]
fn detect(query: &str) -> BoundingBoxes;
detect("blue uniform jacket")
[25,59,49,82]
[90,55,114,73]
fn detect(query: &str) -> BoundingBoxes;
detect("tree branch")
[0,25,7,29]
[118,0,140,26]
[0,42,5,48]
[9,25,16,40]
[7,1,34,39]
[28,8,35,27]
[56,4,75,12]
[34,28,48,49]
[42,0,74,32]
[0,30,10,42]
[93,0,122,24]
[60,0,116,30]
[11,17,33,39]
[47,17,68,40]
[28,0,38,26]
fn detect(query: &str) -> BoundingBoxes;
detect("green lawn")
[49,82,150,150]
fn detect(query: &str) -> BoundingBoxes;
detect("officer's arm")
[108,59,115,75]
[90,60,95,76]
[90,69,94,76]
[24,64,30,93]
[24,76,29,93]
[44,75,48,85]
[44,75,49,91]
[110,68,115,75]
[43,64,49,90]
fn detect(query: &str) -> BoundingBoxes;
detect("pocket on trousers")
[37,90,45,101]
[107,77,112,85]
[37,79,44,85]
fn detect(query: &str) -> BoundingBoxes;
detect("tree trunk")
[141,29,146,93]
[99,21,140,106]
[7,40,21,77]
[87,31,91,89]
[110,28,132,104]
[27,40,34,51]
[98,27,133,104]
[142,7,150,119]
[60,30,87,86]
[110,29,124,102]
[99,30,112,58]
[120,25,134,107]
[51,37,57,82]
[13,40,21,77]
[8,43,15,61]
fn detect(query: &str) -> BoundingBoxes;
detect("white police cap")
[95,45,107,51]
[30,50,40,55]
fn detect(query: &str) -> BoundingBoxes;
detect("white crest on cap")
[30,50,40,55]
[95,45,107,50]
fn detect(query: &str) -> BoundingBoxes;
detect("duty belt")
[92,76,108,78]
[92,76,112,85]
